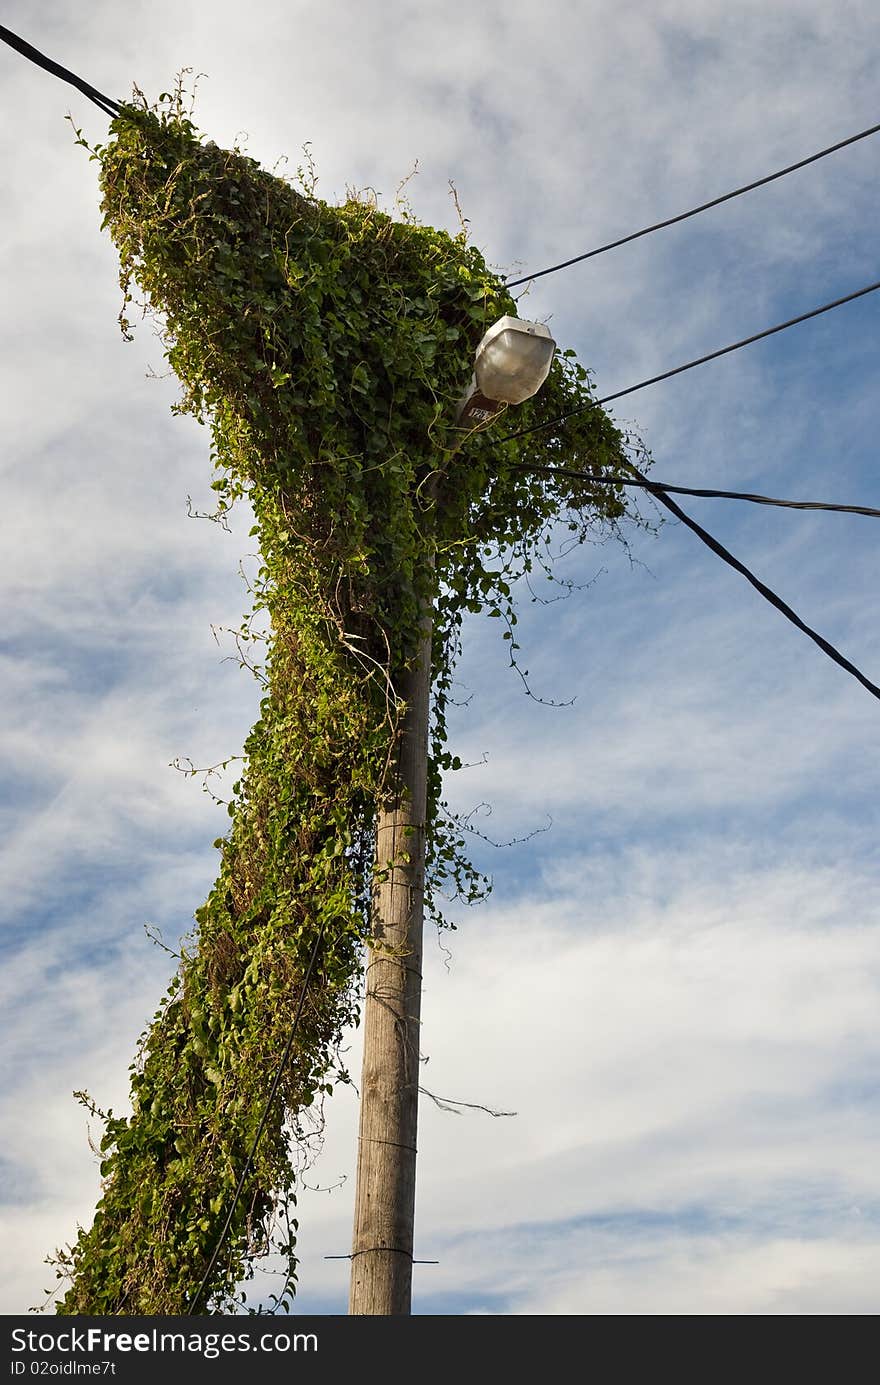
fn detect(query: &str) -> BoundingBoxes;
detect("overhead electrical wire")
[505,117,880,288]
[628,462,880,704]
[505,460,880,703]
[496,276,880,702]
[0,23,121,117]
[507,467,880,518]
[187,924,325,1315]
[501,278,880,444]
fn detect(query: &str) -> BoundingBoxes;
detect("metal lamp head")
[474,316,556,404]
[456,315,556,425]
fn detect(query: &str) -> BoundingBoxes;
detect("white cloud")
[244,840,880,1313]
[2,0,879,1317]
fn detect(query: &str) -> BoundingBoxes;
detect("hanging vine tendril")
[49,83,649,1315]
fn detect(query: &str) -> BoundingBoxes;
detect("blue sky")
[1,0,879,1315]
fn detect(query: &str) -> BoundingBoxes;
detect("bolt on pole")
[349,607,432,1314]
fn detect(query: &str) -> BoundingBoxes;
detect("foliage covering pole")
[349,600,432,1315]
[50,88,647,1315]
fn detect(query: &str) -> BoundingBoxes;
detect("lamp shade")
[473,315,556,405]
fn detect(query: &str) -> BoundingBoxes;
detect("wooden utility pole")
[348,605,432,1315]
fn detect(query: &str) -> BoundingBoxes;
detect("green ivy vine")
[50,84,649,1315]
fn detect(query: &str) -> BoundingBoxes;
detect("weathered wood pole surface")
[348,611,432,1315]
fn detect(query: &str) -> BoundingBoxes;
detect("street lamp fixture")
[352,310,556,1314]
[456,314,556,425]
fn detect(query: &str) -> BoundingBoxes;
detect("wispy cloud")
[2,0,878,1316]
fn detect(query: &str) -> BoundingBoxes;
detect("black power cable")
[187,923,325,1315]
[631,463,880,704]
[505,118,880,288]
[501,278,880,445]
[506,459,880,703]
[508,466,880,518]
[0,23,121,117]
